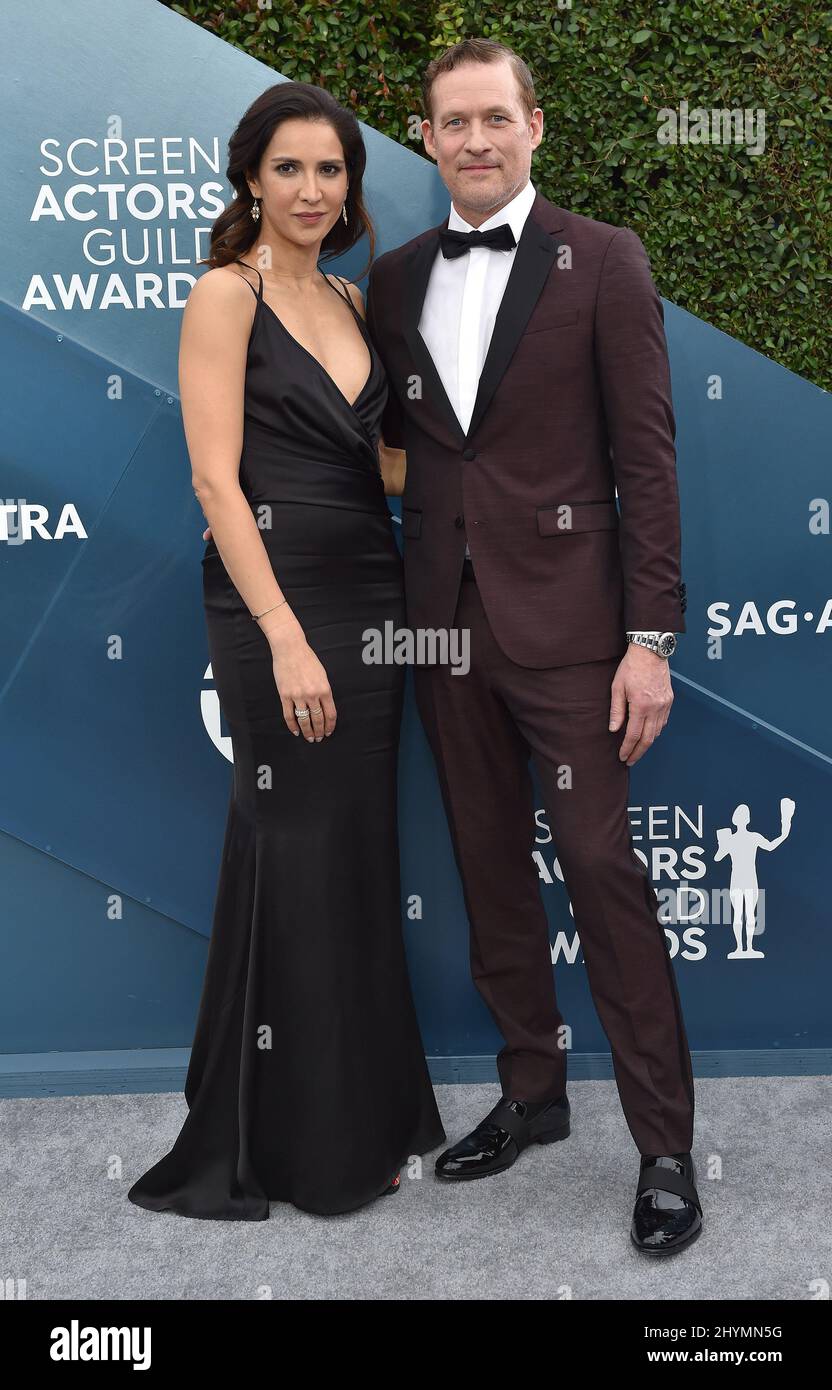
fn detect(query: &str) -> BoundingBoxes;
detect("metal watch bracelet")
[626,631,677,659]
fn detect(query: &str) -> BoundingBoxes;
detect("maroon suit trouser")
[412,567,695,1156]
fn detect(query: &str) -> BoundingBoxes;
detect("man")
[366,37,701,1254]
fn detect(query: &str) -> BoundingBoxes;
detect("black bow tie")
[439,223,517,259]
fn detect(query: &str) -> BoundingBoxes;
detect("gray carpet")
[2,1077,828,1300]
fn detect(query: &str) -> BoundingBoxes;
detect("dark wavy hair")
[202,82,374,277]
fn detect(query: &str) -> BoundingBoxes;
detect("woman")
[128,82,445,1220]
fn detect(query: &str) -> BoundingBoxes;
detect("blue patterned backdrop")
[1,0,829,1089]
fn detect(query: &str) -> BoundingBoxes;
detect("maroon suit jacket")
[365,189,686,669]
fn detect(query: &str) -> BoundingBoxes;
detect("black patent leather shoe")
[435,1094,570,1181]
[630,1153,703,1254]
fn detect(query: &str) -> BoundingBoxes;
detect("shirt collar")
[447,178,536,241]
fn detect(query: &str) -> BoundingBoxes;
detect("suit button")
[462,447,476,460]
[454,515,464,529]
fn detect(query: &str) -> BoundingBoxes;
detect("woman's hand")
[201,521,334,739]
[378,441,406,496]
[268,625,337,742]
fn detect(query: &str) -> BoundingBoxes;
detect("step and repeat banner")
[1,0,829,1074]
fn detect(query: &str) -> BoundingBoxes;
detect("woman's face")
[248,117,348,250]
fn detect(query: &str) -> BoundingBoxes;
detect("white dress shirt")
[419,179,536,558]
[416,178,657,639]
[419,178,536,443]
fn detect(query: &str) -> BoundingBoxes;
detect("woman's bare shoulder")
[185,263,258,320]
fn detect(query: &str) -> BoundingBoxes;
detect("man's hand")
[609,644,673,766]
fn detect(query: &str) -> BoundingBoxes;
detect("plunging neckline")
[239,263,375,415]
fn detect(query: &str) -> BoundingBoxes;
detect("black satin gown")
[128,262,445,1220]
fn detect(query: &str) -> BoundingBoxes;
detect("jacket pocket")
[401,506,422,538]
[524,309,579,335]
[537,499,618,536]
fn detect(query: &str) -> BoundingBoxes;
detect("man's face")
[422,58,543,225]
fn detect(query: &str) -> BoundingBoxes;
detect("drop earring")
[341,202,348,226]
[251,196,260,222]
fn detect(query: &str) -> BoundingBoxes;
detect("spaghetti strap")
[233,260,263,299]
[321,272,360,317]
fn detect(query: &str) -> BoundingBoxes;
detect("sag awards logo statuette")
[715,798,795,959]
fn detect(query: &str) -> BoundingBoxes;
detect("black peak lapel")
[466,199,564,439]
[401,192,567,443]
[402,219,468,447]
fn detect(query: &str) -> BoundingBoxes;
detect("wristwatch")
[626,631,677,659]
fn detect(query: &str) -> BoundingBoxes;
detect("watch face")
[658,633,677,657]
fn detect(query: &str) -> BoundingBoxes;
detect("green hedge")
[168,0,832,388]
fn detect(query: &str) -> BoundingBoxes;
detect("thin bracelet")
[251,599,288,622]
